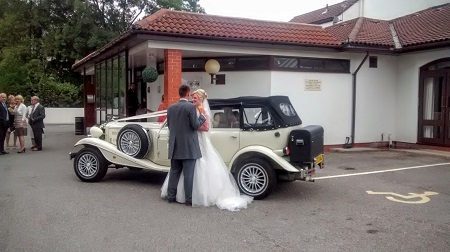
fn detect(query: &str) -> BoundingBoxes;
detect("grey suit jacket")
[167,100,206,160]
[29,104,46,129]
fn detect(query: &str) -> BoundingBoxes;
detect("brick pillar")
[164,49,182,107]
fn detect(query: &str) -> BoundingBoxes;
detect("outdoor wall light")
[205,59,220,84]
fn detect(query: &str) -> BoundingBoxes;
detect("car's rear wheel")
[234,157,277,200]
[116,124,150,159]
[74,147,108,182]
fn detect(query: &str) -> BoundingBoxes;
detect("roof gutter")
[396,40,450,53]
[344,52,369,148]
[134,30,342,50]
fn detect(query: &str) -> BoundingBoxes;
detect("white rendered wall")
[270,71,352,145]
[45,108,84,124]
[182,71,272,99]
[321,2,361,27]
[145,71,272,112]
[270,54,397,145]
[142,40,401,145]
[362,0,449,20]
[395,48,450,143]
[352,54,397,144]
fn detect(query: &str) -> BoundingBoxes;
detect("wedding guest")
[0,93,9,155]
[13,95,28,153]
[157,95,167,123]
[5,95,17,149]
[27,104,36,149]
[127,83,139,116]
[29,96,45,151]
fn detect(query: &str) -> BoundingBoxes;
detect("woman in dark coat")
[5,95,17,149]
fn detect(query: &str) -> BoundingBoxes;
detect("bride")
[161,89,253,211]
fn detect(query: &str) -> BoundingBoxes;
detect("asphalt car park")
[1,125,449,251]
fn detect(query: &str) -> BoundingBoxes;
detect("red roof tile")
[134,10,340,46]
[325,17,394,47]
[393,4,450,47]
[290,0,359,24]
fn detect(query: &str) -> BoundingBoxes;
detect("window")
[182,58,205,71]
[325,59,350,72]
[211,107,240,128]
[299,58,324,70]
[279,103,296,117]
[369,56,378,68]
[237,56,269,70]
[217,58,236,70]
[274,57,298,68]
[273,56,350,73]
[243,107,274,128]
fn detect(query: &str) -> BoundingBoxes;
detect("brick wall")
[164,49,182,106]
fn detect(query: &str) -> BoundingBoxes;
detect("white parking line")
[314,162,450,180]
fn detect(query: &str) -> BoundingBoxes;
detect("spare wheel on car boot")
[116,124,150,159]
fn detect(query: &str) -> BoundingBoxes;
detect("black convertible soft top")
[208,96,302,127]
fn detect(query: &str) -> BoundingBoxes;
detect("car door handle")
[230,136,237,139]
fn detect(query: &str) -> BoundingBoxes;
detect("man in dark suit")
[0,93,9,155]
[166,85,206,205]
[127,83,139,117]
[29,96,45,151]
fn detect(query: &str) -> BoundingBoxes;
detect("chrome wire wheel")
[239,163,269,195]
[119,130,141,156]
[77,153,99,178]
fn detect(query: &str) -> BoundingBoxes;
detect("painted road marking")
[366,191,438,204]
[314,162,450,180]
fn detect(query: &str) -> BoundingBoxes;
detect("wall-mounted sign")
[86,95,95,104]
[188,80,201,90]
[304,79,322,91]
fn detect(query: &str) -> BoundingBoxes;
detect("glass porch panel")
[111,57,120,116]
[118,53,126,117]
[423,76,444,120]
[423,126,441,139]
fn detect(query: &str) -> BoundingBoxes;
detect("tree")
[0,0,205,106]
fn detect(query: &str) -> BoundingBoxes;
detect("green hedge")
[0,78,82,108]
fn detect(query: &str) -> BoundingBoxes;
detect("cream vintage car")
[70,96,324,199]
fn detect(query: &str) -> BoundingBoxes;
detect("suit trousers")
[0,122,7,151]
[32,127,43,150]
[167,159,196,202]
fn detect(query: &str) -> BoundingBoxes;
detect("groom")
[166,85,206,205]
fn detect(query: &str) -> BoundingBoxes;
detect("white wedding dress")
[161,99,253,211]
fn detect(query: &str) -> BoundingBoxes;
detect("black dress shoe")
[185,201,192,206]
[0,152,4,155]
[1,151,9,154]
[168,198,176,203]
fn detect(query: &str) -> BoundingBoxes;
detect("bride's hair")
[192,89,207,101]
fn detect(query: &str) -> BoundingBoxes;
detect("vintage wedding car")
[70,96,324,199]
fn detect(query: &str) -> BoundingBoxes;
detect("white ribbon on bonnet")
[114,110,168,122]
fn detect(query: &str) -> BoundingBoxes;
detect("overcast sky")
[198,0,343,22]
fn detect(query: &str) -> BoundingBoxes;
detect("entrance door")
[418,72,450,145]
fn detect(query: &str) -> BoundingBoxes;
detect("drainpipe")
[359,0,364,17]
[347,52,369,148]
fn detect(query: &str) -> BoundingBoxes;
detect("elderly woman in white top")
[14,95,28,153]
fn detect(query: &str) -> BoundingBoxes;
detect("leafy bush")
[0,76,82,108]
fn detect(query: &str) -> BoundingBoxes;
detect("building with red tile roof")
[73,2,450,149]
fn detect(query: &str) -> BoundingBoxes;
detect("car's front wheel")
[234,157,277,200]
[74,147,108,182]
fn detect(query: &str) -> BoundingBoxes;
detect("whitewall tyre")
[74,147,108,182]
[234,157,277,200]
